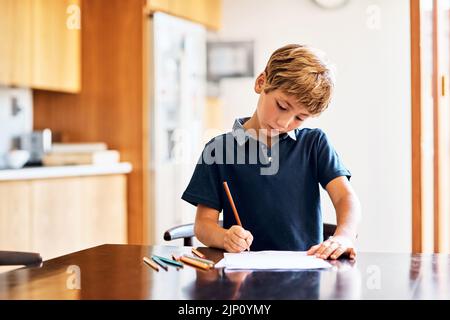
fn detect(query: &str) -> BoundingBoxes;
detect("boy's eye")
[277,102,287,111]
[296,116,304,121]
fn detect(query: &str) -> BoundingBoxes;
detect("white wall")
[212,0,411,252]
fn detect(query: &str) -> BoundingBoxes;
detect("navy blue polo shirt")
[181,118,351,251]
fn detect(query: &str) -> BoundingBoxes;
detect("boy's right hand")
[224,225,253,253]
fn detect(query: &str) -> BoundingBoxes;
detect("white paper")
[215,251,332,270]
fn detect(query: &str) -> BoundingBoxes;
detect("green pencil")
[151,255,169,271]
[152,254,184,268]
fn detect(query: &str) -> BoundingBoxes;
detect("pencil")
[183,254,215,267]
[153,254,184,268]
[143,256,159,272]
[179,255,211,270]
[192,247,206,259]
[223,181,242,226]
[223,181,250,251]
[151,255,169,271]
[172,254,181,261]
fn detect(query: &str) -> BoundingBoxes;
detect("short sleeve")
[181,142,223,212]
[316,130,351,189]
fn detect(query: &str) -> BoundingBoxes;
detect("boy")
[181,44,361,260]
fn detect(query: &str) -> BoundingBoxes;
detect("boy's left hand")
[306,235,356,260]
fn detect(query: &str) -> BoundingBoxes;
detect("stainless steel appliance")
[20,129,52,164]
[148,13,206,244]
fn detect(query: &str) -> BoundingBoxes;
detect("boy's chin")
[268,130,282,137]
[260,128,283,137]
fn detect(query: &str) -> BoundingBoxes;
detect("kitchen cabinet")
[11,0,34,87]
[0,0,81,92]
[31,0,81,92]
[31,178,84,259]
[147,0,170,12]
[0,0,13,84]
[0,181,32,252]
[0,174,127,260]
[147,0,221,30]
[79,176,127,249]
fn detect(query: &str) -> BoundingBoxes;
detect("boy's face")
[254,73,311,137]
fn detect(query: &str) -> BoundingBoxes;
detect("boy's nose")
[276,116,292,129]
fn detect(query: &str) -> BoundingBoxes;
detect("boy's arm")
[194,204,226,249]
[194,204,253,253]
[326,176,361,240]
[307,176,361,259]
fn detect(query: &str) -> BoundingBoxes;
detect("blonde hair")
[263,44,334,115]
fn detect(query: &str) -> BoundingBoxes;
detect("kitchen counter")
[0,162,132,181]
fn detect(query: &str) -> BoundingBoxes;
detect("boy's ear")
[254,73,266,94]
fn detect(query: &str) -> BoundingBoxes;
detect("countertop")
[0,162,132,181]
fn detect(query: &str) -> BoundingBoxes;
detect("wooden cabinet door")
[10,0,33,87]
[148,0,221,30]
[31,178,83,260]
[203,0,222,30]
[170,0,221,30]
[0,0,14,84]
[79,175,127,248]
[0,181,32,252]
[31,0,81,92]
[0,0,34,86]
[0,0,81,92]
[147,0,170,12]
[31,175,127,260]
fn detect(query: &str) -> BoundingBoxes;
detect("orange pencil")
[223,181,250,251]
[179,255,211,270]
[223,181,242,226]
[172,254,181,261]
[192,247,206,259]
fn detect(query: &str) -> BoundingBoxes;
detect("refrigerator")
[147,12,206,244]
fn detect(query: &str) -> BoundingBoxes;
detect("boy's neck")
[243,113,273,147]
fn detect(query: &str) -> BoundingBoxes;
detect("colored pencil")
[223,181,250,251]
[192,247,206,259]
[179,255,211,270]
[223,181,242,226]
[183,254,214,267]
[151,255,169,271]
[143,256,159,272]
[172,254,181,261]
[152,254,184,268]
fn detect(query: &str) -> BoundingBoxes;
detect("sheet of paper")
[215,250,332,270]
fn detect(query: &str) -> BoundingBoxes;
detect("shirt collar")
[232,117,297,146]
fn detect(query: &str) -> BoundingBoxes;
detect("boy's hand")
[306,235,356,260]
[224,225,253,253]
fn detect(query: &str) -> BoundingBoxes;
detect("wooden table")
[0,244,449,299]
